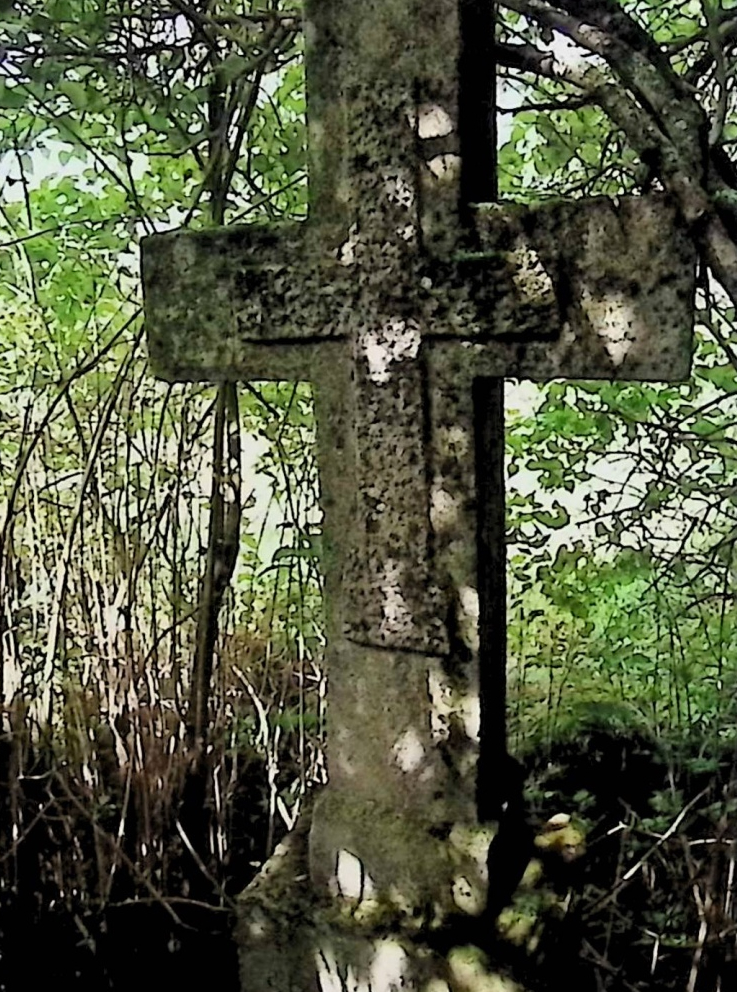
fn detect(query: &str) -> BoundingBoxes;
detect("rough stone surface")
[140,0,697,988]
[236,803,523,992]
[472,195,696,380]
[143,196,694,381]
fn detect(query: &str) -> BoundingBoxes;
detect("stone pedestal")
[235,801,528,992]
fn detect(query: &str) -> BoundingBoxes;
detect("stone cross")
[141,0,695,974]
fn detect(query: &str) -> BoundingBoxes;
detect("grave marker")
[142,0,695,984]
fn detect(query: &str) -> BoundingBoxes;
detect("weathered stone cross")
[141,0,695,978]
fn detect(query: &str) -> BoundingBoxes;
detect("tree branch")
[553,0,682,82]
[501,0,702,144]
[495,40,559,80]
[705,0,729,145]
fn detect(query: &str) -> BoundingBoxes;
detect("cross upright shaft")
[142,0,696,926]
[305,0,495,244]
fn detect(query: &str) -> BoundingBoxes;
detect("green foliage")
[0,1,317,783]
[506,309,737,747]
[0,14,324,974]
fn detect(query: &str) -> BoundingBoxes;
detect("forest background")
[0,1,736,989]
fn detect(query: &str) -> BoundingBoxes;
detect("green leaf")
[0,79,27,109]
[535,501,571,530]
[218,54,250,86]
[58,80,88,110]
[698,364,737,394]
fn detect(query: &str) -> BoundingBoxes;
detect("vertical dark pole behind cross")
[459,1,507,820]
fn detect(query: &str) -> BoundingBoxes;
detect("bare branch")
[495,40,560,80]
[501,0,700,139]
[705,0,729,145]
[553,0,683,82]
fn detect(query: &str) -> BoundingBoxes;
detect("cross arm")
[142,194,695,384]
